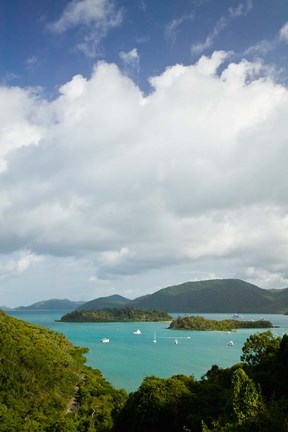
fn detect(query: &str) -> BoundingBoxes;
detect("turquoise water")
[7,311,288,392]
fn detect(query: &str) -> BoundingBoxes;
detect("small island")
[59,306,172,322]
[169,315,273,331]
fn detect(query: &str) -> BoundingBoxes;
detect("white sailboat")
[133,329,141,335]
[153,331,157,343]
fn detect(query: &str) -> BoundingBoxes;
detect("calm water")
[7,311,288,392]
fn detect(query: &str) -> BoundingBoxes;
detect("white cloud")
[196,50,230,76]
[279,21,288,42]
[1,51,288,303]
[0,251,43,281]
[165,12,194,44]
[245,20,288,59]
[25,56,39,70]
[0,86,44,172]
[166,18,185,43]
[228,0,253,18]
[119,48,140,78]
[49,0,122,57]
[244,40,275,56]
[49,0,119,33]
[192,1,253,55]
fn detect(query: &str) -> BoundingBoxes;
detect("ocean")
[7,311,288,393]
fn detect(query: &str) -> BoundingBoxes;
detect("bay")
[7,311,288,392]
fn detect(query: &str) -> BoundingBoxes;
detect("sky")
[1,0,288,307]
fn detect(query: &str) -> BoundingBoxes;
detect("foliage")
[169,315,272,331]
[115,331,288,432]
[0,311,126,431]
[240,331,281,367]
[60,306,172,322]
[115,375,195,432]
[3,309,288,431]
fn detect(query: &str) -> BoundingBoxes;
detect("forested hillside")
[0,311,126,431]
[76,294,131,311]
[130,279,288,313]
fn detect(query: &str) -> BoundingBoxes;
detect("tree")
[231,368,263,424]
[240,331,280,367]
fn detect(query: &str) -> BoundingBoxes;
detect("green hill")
[15,298,85,311]
[77,294,131,311]
[55,279,288,315]
[130,279,288,313]
[0,311,126,431]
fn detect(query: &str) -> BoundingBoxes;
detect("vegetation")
[77,294,131,311]
[130,278,288,313]
[60,306,172,322]
[0,311,126,431]
[7,278,288,313]
[115,331,288,432]
[2,309,288,431]
[169,316,273,331]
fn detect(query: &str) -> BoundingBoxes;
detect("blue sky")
[2,0,288,93]
[1,0,288,307]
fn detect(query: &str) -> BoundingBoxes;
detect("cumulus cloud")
[0,86,44,172]
[49,0,122,57]
[1,51,288,301]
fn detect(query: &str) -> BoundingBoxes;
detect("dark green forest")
[60,306,172,322]
[1,310,288,431]
[169,316,273,331]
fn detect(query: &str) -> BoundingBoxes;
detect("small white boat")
[153,332,157,343]
[173,339,179,344]
[101,338,110,343]
[133,329,141,335]
[228,340,234,346]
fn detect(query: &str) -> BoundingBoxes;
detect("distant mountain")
[23,279,288,314]
[15,299,85,311]
[77,294,131,311]
[129,279,288,313]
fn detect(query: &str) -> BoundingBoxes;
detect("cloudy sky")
[1,0,288,307]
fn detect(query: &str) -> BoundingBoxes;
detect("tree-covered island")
[60,306,172,322]
[169,315,273,331]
